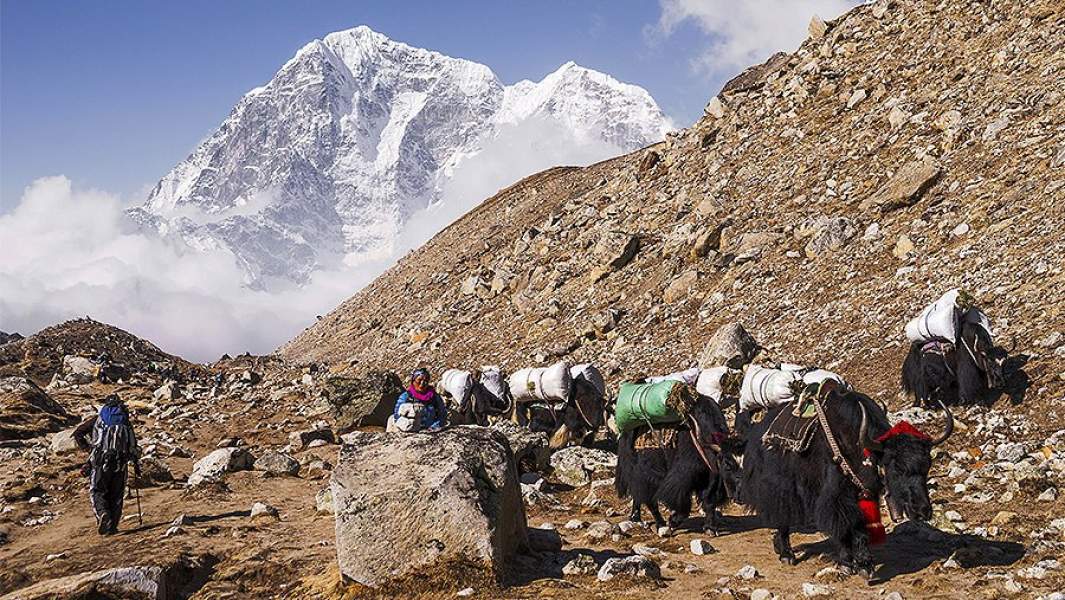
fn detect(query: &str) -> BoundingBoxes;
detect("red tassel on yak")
[858,497,886,545]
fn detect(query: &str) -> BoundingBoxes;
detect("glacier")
[129,26,672,289]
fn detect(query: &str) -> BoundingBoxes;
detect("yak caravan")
[3,0,1063,597]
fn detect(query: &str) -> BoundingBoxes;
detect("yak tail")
[900,341,923,398]
[615,429,637,498]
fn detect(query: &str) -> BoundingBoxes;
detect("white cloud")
[651,0,859,79]
[0,117,624,363]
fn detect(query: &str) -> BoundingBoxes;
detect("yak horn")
[931,399,954,446]
[859,401,883,453]
[549,423,571,449]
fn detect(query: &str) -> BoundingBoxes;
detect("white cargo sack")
[905,289,960,342]
[739,366,801,412]
[647,366,701,386]
[695,367,738,403]
[508,360,572,404]
[779,364,849,389]
[388,403,425,433]
[570,363,606,398]
[440,369,474,407]
[479,366,508,403]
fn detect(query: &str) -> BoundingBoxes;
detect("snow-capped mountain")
[130,26,672,288]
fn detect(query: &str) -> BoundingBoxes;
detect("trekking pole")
[135,485,143,526]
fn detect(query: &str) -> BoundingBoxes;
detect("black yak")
[615,395,738,536]
[517,377,606,449]
[901,320,1008,406]
[448,380,513,426]
[737,383,953,577]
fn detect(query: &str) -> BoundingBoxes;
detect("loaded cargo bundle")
[779,364,849,389]
[647,366,701,386]
[570,363,606,398]
[388,402,426,433]
[695,366,741,404]
[508,360,573,404]
[614,379,693,434]
[905,289,993,343]
[478,366,508,403]
[439,369,474,407]
[739,365,802,412]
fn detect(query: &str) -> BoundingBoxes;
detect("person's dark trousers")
[90,465,127,534]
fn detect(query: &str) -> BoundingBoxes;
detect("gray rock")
[315,487,335,514]
[805,217,858,257]
[323,371,404,432]
[331,427,527,588]
[802,582,833,597]
[50,427,81,455]
[60,355,99,384]
[253,451,300,476]
[250,502,279,521]
[597,555,660,582]
[549,447,617,487]
[860,157,941,212]
[152,382,181,402]
[562,553,599,576]
[187,447,254,486]
[690,539,715,555]
[751,590,773,600]
[736,565,761,580]
[698,322,759,368]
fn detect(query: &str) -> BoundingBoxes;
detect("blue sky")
[0,0,740,205]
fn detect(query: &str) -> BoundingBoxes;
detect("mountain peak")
[136,30,671,288]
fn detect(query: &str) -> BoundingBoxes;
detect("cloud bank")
[652,0,859,79]
[0,118,625,363]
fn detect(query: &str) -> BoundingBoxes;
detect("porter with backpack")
[74,394,141,535]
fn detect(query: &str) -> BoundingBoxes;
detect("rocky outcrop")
[0,377,77,441]
[330,427,528,588]
[0,565,168,600]
[323,372,403,432]
[698,323,760,369]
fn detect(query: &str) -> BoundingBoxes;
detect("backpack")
[95,403,134,472]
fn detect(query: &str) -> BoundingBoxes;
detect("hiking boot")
[98,514,111,535]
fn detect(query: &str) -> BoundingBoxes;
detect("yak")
[736,383,953,578]
[615,394,739,536]
[902,320,1008,406]
[516,377,606,449]
[447,373,513,427]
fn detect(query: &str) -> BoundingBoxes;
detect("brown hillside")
[280,0,1065,414]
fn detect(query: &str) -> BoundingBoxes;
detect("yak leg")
[646,502,667,529]
[698,487,724,536]
[773,527,797,565]
[628,498,642,523]
[836,526,874,579]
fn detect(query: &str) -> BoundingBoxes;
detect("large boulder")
[187,447,254,486]
[253,451,300,476]
[549,447,617,487]
[324,371,404,432]
[331,427,528,589]
[0,377,77,441]
[0,565,168,600]
[698,322,760,369]
[59,355,99,384]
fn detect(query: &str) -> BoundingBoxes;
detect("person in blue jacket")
[394,367,447,432]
